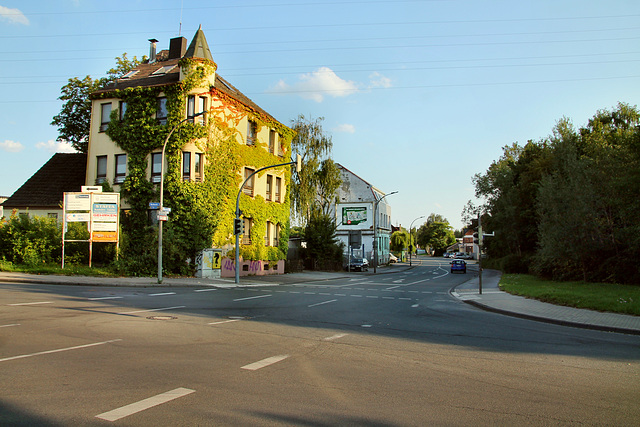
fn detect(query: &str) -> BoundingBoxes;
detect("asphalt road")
[1,258,639,425]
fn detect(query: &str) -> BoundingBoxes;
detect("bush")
[484,254,530,274]
[0,212,61,266]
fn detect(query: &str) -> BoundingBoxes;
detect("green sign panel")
[342,207,367,225]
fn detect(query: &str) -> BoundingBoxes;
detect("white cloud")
[368,72,392,89]
[36,140,77,153]
[333,124,356,134]
[271,67,358,102]
[0,6,29,25]
[0,140,24,152]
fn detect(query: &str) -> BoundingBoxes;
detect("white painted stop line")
[95,387,195,421]
[241,355,289,371]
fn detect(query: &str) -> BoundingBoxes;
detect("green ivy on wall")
[91,58,293,275]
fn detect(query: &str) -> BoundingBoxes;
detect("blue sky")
[1,1,639,231]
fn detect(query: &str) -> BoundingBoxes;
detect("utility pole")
[409,215,425,267]
[373,191,398,273]
[478,213,483,295]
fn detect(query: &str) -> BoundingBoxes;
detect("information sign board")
[342,207,367,225]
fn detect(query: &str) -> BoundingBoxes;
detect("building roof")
[2,153,87,209]
[184,25,214,62]
[336,163,385,201]
[93,28,280,126]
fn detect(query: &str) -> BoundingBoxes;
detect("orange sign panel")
[92,231,118,242]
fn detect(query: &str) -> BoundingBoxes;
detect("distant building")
[2,153,87,220]
[332,164,393,265]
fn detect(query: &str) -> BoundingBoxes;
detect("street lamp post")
[157,111,205,284]
[373,190,398,274]
[408,215,425,266]
[234,155,301,284]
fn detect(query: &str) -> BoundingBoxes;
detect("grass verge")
[499,274,640,316]
[0,260,117,277]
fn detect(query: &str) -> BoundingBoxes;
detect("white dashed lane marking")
[8,301,53,306]
[0,339,122,363]
[233,294,272,302]
[241,355,289,371]
[308,299,337,308]
[117,306,185,315]
[95,387,195,422]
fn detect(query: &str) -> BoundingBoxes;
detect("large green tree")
[535,103,640,282]
[416,218,455,256]
[51,54,145,153]
[473,102,640,283]
[289,115,340,225]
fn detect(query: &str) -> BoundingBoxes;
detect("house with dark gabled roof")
[86,26,294,277]
[1,153,87,220]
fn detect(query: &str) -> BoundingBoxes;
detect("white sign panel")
[92,222,118,232]
[66,213,91,222]
[65,193,91,211]
[93,194,118,204]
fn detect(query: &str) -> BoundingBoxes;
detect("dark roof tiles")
[3,153,87,209]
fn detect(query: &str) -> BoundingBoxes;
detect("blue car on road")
[450,259,467,274]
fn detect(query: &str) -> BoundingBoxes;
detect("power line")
[3,36,639,63]
[3,51,640,80]
[1,74,638,103]
[2,13,640,39]
[6,26,640,52]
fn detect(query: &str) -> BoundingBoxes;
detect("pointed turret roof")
[184,25,214,62]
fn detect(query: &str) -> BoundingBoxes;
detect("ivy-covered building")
[86,27,294,277]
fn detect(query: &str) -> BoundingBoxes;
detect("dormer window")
[121,70,139,79]
[151,65,176,76]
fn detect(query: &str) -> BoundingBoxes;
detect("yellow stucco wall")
[86,81,287,211]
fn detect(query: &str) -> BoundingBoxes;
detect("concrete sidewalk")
[1,264,638,335]
[0,263,410,288]
[452,269,640,335]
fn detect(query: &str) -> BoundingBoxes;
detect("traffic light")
[233,217,244,235]
[473,232,479,245]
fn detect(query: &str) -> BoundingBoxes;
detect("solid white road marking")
[386,285,400,290]
[194,288,217,292]
[208,319,242,325]
[241,355,289,371]
[95,387,195,422]
[0,339,122,363]
[324,333,348,341]
[149,292,176,296]
[117,306,185,315]
[0,323,20,328]
[308,299,337,307]
[8,301,53,306]
[88,296,123,301]
[233,294,272,302]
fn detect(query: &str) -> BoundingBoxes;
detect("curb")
[460,298,640,336]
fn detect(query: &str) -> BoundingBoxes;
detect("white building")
[332,164,393,266]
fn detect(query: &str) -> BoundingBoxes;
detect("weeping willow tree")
[289,115,341,226]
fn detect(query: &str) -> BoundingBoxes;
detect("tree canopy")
[51,54,145,153]
[416,215,456,256]
[472,102,640,283]
[289,115,340,225]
